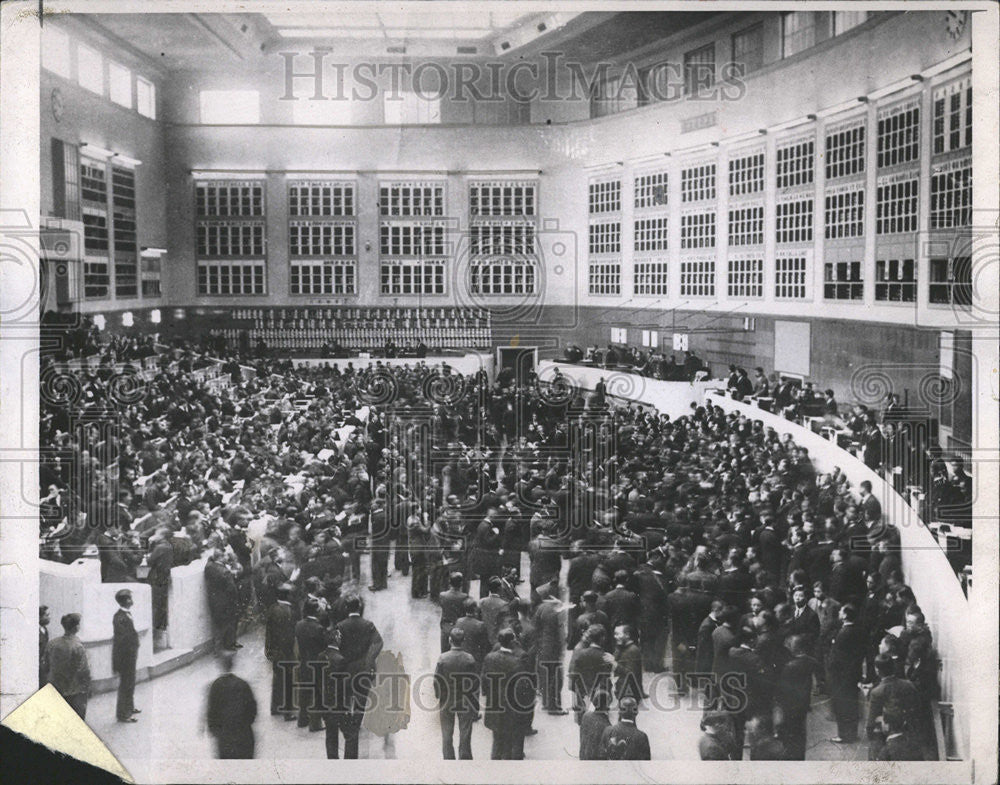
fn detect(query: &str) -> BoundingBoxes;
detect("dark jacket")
[111,609,139,675]
[264,601,296,661]
[434,647,480,713]
[579,708,611,760]
[206,672,257,758]
[599,720,651,760]
[335,614,384,675]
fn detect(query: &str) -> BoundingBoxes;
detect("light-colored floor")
[88,555,867,762]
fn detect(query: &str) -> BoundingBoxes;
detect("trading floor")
[87,557,866,763]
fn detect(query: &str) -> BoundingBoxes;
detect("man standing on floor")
[775,635,818,760]
[439,572,469,652]
[295,598,327,732]
[579,688,612,760]
[434,627,480,759]
[534,590,567,715]
[336,594,384,759]
[112,589,140,723]
[204,548,240,651]
[38,606,50,688]
[599,697,651,760]
[46,613,91,720]
[319,627,351,759]
[482,628,533,759]
[827,603,865,744]
[265,583,297,720]
[206,650,257,759]
[147,527,174,647]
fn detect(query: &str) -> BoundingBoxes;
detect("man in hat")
[112,589,140,722]
[46,612,91,719]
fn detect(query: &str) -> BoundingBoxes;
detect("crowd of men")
[37,323,950,761]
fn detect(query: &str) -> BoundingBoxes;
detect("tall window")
[877,102,920,168]
[109,62,132,108]
[380,180,448,295]
[589,179,622,213]
[136,77,156,119]
[824,261,864,300]
[731,24,764,75]
[634,216,669,252]
[782,12,816,58]
[470,180,538,295]
[875,258,916,302]
[588,262,621,295]
[634,261,669,295]
[634,171,668,210]
[681,163,716,203]
[111,166,138,298]
[679,259,715,297]
[680,211,716,249]
[200,90,260,124]
[776,199,813,244]
[42,26,71,79]
[76,44,103,95]
[50,138,81,221]
[729,150,765,196]
[683,43,716,96]
[196,179,266,295]
[825,186,864,239]
[825,119,866,179]
[775,255,808,299]
[287,180,357,295]
[727,258,763,298]
[930,162,972,229]
[776,138,814,189]
[929,256,972,305]
[876,176,918,234]
[933,77,972,154]
[589,177,621,297]
[728,204,764,246]
[81,156,109,299]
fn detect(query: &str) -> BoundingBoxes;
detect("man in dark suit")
[568,625,614,722]
[206,650,257,759]
[38,606,50,689]
[717,550,754,612]
[439,572,470,652]
[695,600,724,686]
[112,589,140,723]
[573,591,613,651]
[579,688,612,760]
[787,586,821,647]
[335,594,384,758]
[479,577,515,647]
[725,627,767,755]
[367,494,390,592]
[453,598,490,667]
[46,613,91,719]
[434,627,480,759]
[147,528,174,640]
[599,571,641,631]
[613,624,645,705]
[482,628,534,759]
[827,603,866,743]
[599,698,651,760]
[534,592,567,714]
[295,598,327,732]
[319,627,351,759]
[204,549,240,652]
[710,608,739,707]
[634,560,670,672]
[865,655,920,759]
[470,508,502,597]
[668,584,710,694]
[775,635,818,759]
[265,584,297,719]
